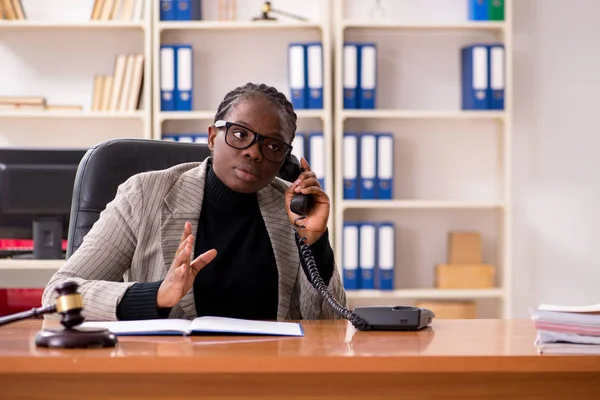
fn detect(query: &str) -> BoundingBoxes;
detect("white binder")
[291,132,305,162]
[376,133,393,199]
[359,44,377,109]
[176,45,193,110]
[377,223,395,290]
[343,223,359,289]
[288,44,306,109]
[343,133,358,199]
[359,223,376,289]
[308,132,325,190]
[343,43,358,109]
[360,134,377,199]
[160,46,175,111]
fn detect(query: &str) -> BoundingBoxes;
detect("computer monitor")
[0,148,87,259]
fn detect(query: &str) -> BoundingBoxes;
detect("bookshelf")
[0,0,152,149]
[0,0,152,274]
[0,1,515,320]
[341,21,506,31]
[151,0,335,234]
[333,0,513,318]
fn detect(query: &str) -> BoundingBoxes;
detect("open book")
[79,316,304,337]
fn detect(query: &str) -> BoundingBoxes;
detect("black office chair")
[66,138,301,259]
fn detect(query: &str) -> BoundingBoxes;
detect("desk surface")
[1,319,599,375]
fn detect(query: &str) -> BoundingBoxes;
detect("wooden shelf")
[347,288,504,300]
[158,20,323,31]
[0,259,62,288]
[0,259,63,270]
[333,0,514,318]
[159,109,325,122]
[294,110,326,119]
[342,200,505,210]
[342,110,505,120]
[342,21,506,31]
[159,111,215,121]
[0,21,145,30]
[0,111,146,119]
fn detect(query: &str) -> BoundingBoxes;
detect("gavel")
[0,281,117,349]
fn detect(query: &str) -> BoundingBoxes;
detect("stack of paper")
[530,303,600,355]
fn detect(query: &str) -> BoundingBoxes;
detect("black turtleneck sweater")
[116,164,334,321]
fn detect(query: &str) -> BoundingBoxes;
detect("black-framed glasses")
[214,120,293,163]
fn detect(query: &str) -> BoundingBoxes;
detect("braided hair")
[214,83,297,142]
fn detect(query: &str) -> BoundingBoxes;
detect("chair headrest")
[73,139,212,213]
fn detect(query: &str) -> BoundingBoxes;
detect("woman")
[42,83,347,322]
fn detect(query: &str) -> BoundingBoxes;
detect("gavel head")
[54,281,84,329]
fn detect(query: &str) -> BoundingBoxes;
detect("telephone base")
[352,306,434,331]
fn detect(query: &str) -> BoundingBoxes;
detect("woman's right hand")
[156,221,217,309]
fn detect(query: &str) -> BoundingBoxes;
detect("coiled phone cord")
[293,216,368,330]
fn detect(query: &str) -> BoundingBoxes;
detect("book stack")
[0,96,45,111]
[531,303,600,355]
[91,0,145,21]
[0,0,25,20]
[0,96,83,112]
[91,53,144,112]
[218,0,236,21]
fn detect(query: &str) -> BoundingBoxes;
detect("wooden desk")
[0,319,599,399]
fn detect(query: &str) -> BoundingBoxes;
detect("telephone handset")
[290,191,434,331]
[290,192,313,216]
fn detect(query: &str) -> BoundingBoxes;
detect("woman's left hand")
[285,158,330,245]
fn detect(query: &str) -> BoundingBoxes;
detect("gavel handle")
[0,305,56,327]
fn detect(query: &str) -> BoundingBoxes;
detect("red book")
[0,288,44,316]
[0,238,67,251]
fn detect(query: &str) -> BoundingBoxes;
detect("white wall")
[512,0,600,316]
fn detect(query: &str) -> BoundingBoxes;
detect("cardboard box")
[448,231,482,264]
[435,264,495,289]
[416,301,477,319]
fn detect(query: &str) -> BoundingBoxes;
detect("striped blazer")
[42,158,347,322]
